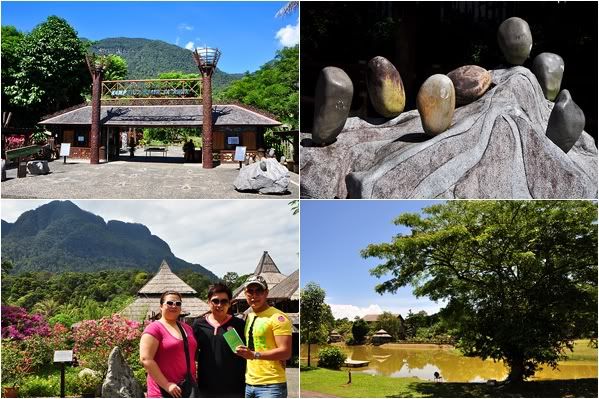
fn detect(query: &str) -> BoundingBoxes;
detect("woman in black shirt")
[193,283,246,397]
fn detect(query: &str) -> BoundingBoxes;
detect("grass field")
[300,367,598,398]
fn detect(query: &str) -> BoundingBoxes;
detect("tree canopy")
[361,200,597,383]
[300,282,326,367]
[218,45,298,128]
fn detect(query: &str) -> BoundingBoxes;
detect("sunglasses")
[210,298,230,306]
[164,300,182,307]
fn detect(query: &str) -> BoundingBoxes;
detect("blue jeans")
[245,383,287,398]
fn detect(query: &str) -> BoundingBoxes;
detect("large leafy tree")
[218,45,299,128]
[361,200,597,383]
[375,311,405,341]
[3,16,89,124]
[300,282,326,367]
[351,317,369,344]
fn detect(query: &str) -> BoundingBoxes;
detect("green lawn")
[300,368,598,398]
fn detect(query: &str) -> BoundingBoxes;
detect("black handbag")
[160,322,199,398]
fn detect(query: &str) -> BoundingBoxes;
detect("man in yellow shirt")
[236,275,292,398]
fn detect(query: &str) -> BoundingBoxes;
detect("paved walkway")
[287,367,299,398]
[300,390,338,397]
[2,156,299,199]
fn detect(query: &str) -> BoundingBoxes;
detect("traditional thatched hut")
[372,329,393,345]
[120,260,209,322]
[232,251,288,302]
[328,330,343,343]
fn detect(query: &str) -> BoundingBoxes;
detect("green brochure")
[223,328,244,353]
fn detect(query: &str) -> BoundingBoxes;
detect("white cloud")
[328,303,384,320]
[178,23,194,32]
[175,37,180,46]
[184,41,195,50]
[275,21,299,47]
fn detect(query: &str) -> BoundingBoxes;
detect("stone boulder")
[101,346,144,398]
[300,67,597,199]
[234,158,290,194]
[27,160,50,175]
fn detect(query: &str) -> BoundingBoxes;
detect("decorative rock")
[102,347,144,398]
[447,65,492,105]
[546,89,585,153]
[416,74,455,135]
[497,17,532,65]
[366,56,406,118]
[312,66,353,145]
[27,160,50,175]
[532,52,564,101]
[234,158,290,194]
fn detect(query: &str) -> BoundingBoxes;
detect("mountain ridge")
[1,201,219,280]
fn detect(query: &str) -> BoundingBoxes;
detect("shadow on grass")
[395,379,598,398]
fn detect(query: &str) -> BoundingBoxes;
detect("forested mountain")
[90,37,243,88]
[1,200,218,280]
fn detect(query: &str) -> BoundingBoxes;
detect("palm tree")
[276,1,298,18]
[33,298,61,318]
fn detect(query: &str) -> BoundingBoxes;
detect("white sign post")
[234,146,246,169]
[59,143,71,164]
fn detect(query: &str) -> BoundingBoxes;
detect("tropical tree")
[361,200,598,383]
[103,54,128,81]
[375,311,405,341]
[300,282,326,367]
[3,16,89,124]
[351,317,369,344]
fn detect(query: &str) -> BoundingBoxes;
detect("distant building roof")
[38,104,281,127]
[362,313,404,323]
[138,260,197,294]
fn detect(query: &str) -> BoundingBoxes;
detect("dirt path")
[300,390,338,397]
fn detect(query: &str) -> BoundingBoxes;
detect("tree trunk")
[506,357,526,384]
[307,328,311,367]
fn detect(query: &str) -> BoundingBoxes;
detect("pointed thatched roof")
[268,269,299,300]
[233,251,288,300]
[120,260,209,321]
[138,260,197,294]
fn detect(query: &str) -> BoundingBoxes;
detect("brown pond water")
[300,344,598,383]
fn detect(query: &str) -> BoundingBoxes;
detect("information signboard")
[234,146,247,162]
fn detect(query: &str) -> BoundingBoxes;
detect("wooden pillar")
[86,55,104,165]
[202,75,213,168]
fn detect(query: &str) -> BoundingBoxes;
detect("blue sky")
[0,1,298,73]
[301,200,446,320]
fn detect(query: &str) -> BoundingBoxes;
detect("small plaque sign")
[228,136,240,145]
[59,143,71,157]
[234,146,246,162]
[54,350,73,363]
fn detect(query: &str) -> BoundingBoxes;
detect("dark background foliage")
[300,1,597,143]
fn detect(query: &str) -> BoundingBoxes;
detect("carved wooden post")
[86,54,105,165]
[193,47,221,169]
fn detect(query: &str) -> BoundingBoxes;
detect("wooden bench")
[144,147,168,157]
[5,145,42,178]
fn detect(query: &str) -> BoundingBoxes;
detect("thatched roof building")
[121,260,209,322]
[268,269,299,300]
[362,313,405,323]
[233,251,288,300]
[372,329,393,345]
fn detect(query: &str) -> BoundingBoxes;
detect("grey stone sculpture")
[27,160,50,175]
[447,65,493,105]
[102,347,144,398]
[300,67,597,199]
[532,52,564,101]
[234,158,290,194]
[546,89,585,153]
[497,17,533,65]
[416,74,455,135]
[366,56,406,118]
[312,67,353,145]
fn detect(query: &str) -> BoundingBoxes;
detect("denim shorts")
[245,382,288,398]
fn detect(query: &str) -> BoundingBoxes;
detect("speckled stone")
[312,66,353,145]
[532,52,564,101]
[447,65,492,105]
[497,17,533,65]
[366,56,406,118]
[546,89,585,153]
[416,74,455,135]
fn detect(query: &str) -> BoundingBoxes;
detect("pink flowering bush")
[4,135,26,151]
[1,305,51,340]
[73,314,142,373]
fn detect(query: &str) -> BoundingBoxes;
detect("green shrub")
[19,376,59,397]
[317,346,346,370]
[345,335,357,345]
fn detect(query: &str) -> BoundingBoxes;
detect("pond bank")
[300,367,598,398]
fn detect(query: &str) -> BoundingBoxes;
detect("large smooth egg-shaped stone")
[497,17,533,65]
[312,66,353,145]
[366,56,406,118]
[447,65,492,105]
[416,74,455,135]
[532,52,564,101]
[546,89,585,153]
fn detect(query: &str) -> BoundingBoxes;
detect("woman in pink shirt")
[140,291,198,398]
